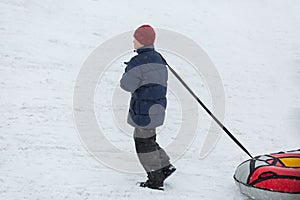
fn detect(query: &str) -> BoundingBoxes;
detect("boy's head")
[133,25,156,49]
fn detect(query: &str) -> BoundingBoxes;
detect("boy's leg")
[134,128,171,170]
[134,128,166,188]
[134,128,175,188]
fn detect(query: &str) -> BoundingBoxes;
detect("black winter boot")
[162,164,176,180]
[139,169,164,190]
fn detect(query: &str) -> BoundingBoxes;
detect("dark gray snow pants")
[133,128,170,172]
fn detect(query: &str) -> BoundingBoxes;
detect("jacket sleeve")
[120,62,141,93]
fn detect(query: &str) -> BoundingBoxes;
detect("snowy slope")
[0,0,299,199]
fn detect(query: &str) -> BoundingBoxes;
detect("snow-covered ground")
[1,0,299,199]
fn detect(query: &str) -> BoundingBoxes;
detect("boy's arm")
[120,61,141,93]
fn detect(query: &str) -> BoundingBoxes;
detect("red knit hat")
[134,25,156,46]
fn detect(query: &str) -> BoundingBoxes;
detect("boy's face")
[133,38,144,50]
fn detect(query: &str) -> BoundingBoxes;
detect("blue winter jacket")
[120,45,168,128]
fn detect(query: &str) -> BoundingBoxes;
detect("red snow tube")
[234,149,300,200]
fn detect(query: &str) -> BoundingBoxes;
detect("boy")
[120,25,176,190]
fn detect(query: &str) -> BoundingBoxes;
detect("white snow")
[1,0,299,199]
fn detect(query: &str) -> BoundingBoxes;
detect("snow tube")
[234,149,300,200]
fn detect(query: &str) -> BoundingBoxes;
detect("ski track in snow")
[0,0,299,199]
